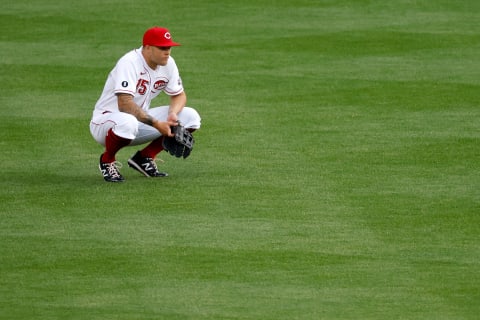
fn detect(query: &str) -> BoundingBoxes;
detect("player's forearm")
[118,101,171,136]
[168,91,186,115]
[117,93,155,125]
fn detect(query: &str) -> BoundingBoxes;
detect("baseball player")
[90,26,201,182]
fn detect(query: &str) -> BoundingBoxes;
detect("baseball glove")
[162,123,194,159]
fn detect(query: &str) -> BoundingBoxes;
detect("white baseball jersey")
[93,47,183,117]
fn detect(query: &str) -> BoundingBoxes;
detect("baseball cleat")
[127,151,168,177]
[99,155,125,182]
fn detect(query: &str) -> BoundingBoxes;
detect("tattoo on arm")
[133,108,155,126]
[144,115,155,126]
[117,93,155,126]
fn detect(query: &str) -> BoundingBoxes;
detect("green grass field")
[1,0,479,319]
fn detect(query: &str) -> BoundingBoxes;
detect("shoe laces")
[106,161,123,178]
[149,158,164,171]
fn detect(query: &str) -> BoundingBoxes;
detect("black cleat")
[99,154,125,182]
[127,151,168,177]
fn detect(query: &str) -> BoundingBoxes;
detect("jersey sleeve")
[112,57,138,96]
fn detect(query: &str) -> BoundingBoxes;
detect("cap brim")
[152,41,181,47]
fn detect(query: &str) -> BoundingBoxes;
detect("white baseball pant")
[89,106,201,146]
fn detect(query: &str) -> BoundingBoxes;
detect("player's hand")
[167,112,178,123]
[153,120,175,137]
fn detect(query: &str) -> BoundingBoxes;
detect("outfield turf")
[1,0,479,319]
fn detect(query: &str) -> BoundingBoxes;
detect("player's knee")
[180,107,201,129]
[112,113,138,139]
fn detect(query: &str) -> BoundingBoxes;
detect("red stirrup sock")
[101,128,132,163]
[140,136,164,159]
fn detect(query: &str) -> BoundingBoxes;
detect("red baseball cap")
[143,27,181,47]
